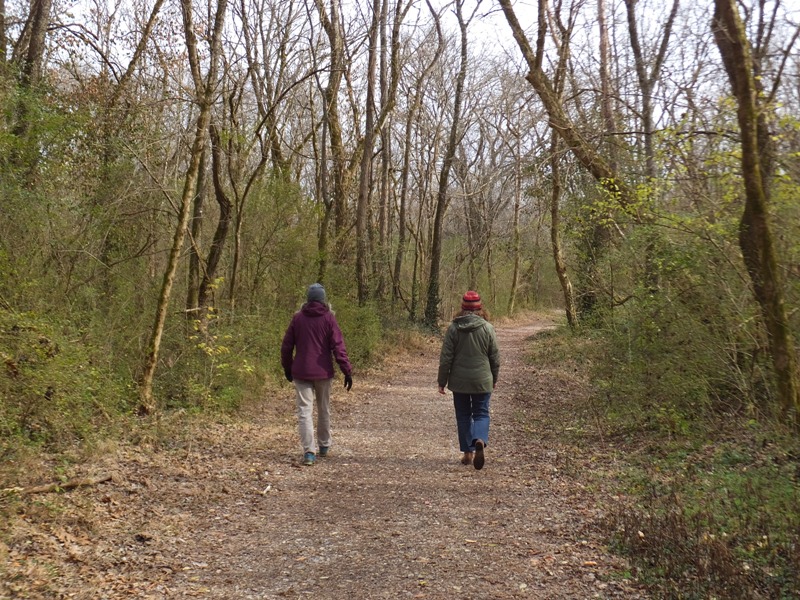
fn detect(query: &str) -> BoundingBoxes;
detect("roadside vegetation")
[526,316,800,599]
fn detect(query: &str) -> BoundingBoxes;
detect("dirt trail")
[2,316,647,599]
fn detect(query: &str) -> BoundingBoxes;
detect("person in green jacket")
[437,290,500,470]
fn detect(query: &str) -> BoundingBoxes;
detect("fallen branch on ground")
[2,474,113,495]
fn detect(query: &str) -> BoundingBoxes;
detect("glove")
[344,373,353,391]
[284,368,293,382]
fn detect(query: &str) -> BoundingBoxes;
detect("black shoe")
[473,440,485,470]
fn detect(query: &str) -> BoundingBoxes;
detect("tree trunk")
[138,0,228,415]
[507,132,521,316]
[0,0,6,67]
[374,0,390,302]
[356,0,380,305]
[197,124,233,330]
[550,133,578,328]
[229,200,244,308]
[712,0,800,421]
[393,0,443,309]
[507,205,521,314]
[12,0,52,157]
[314,0,347,236]
[424,0,468,328]
[624,0,678,180]
[625,0,679,293]
[19,0,52,89]
[392,105,411,307]
[317,106,333,285]
[597,0,615,168]
[186,149,208,319]
[376,121,391,302]
[578,0,614,316]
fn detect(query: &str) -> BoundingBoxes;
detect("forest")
[1,0,799,596]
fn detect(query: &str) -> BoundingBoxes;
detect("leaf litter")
[1,315,649,599]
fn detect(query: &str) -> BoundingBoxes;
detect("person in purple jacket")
[281,283,353,466]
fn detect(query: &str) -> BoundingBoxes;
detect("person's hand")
[344,373,353,391]
[438,386,446,395]
[284,368,293,382]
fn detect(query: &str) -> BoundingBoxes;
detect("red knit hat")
[461,290,482,311]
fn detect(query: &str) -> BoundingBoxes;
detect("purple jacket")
[281,302,352,380]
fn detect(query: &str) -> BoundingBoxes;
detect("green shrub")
[150,310,284,413]
[610,434,800,598]
[526,326,800,599]
[588,223,773,428]
[333,301,383,368]
[0,309,133,453]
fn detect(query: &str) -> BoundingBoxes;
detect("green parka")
[437,314,500,393]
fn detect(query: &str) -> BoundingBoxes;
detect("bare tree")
[549,132,577,328]
[9,0,53,163]
[424,0,475,327]
[313,0,347,282]
[186,148,209,318]
[393,1,444,312]
[17,0,52,89]
[374,0,392,301]
[499,0,638,213]
[315,0,350,234]
[139,0,229,414]
[624,0,679,180]
[506,121,522,315]
[712,0,800,421]
[0,0,6,67]
[597,0,616,168]
[355,0,380,304]
[548,2,579,328]
[195,123,233,330]
[374,0,412,301]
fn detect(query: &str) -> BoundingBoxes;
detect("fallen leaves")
[0,320,645,599]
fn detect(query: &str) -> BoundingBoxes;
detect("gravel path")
[2,316,648,599]
[169,317,645,599]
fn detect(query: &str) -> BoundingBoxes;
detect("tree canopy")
[1,0,799,423]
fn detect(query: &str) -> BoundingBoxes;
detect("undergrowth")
[0,299,405,479]
[0,308,132,456]
[526,324,800,599]
[610,431,800,599]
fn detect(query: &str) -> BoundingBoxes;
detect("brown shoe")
[461,452,474,465]
[473,440,485,470]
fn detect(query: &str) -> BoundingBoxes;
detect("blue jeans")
[452,392,491,452]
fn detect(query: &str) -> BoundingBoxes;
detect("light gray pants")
[293,378,333,454]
